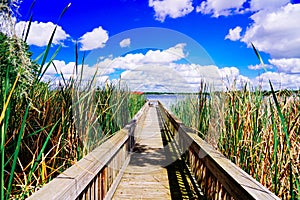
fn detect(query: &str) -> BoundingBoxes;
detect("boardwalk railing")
[27,103,149,200]
[28,100,279,200]
[157,101,280,200]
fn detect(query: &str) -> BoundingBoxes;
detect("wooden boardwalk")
[28,101,280,200]
[113,106,171,199]
[113,105,202,199]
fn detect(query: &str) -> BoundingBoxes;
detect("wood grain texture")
[28,101,279,200]
[158,101,280,200]
[27,103,149,200]
[113,107,171,200]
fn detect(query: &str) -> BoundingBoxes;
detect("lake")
[145,94,195,109]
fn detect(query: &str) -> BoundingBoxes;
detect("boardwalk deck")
[28,101,280,200]
[113,106,171,199]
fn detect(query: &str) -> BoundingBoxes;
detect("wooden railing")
[27,103,149,200]
[157,101,280,200]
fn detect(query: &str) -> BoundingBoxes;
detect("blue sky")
[12,0,300,91]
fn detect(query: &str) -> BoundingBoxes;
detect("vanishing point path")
[28,101,279,200]
[113,105,201,199]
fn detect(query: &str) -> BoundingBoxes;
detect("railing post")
[157,101,280,200]
[101,166,107,199]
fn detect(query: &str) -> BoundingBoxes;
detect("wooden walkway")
[27,101,280,200]
[113,105,201,199]
[113,106,171,199]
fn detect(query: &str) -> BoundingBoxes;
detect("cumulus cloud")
[118,63,230,92]
[219,67,239,78]
[143,43,186,63]
[250,0,290,11]
[218,67,251,88]
[119,38,131,48]
[120,65,195,92]
[253,71,300,90]
[196,0,246,17]
[79,26,109,51]
[149,0,194,22]
[225,26,242,41]
[15,21,70,46]
[93,43,224,92]
[42,60,113,84]
[241,3,300,58]
[97,43,187,71]
[93,43,263,92]
[42,43,300,92]
[248,64,273,70]
[269,58,300,73]
[47,60,76,76]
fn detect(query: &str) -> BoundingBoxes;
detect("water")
[146,94,194,110]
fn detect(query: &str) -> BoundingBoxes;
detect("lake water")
[146,94,194,109]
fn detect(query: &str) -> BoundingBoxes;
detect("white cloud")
[225,26,242,41]
[219,67,239,78]
[47,60,75,76]
[42,60,114,84]
[94,43,224,92]
[253,71,300,90]
[120,38,131,48]
[95,44,266,92]
[217,67,251,89]
[143,43,186,63]
[42,44,300,92]
[248,64,273,70]
[97,43,187,71]
[149,0,194,22]
[241,3,300,58]
[250,0,290,11]
[269,58,300,73]
[79,26,109,51]
[15,21,69,46]
[196,0,246,17]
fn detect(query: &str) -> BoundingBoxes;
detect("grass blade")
[36,3,71,81]
[37,45,62,82]
[23,119,60,198]
[6,104,30,199]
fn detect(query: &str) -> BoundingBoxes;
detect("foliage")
[172,84,300,199]
[0,4,146,200]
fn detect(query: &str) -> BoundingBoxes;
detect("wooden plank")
[104,156,131,200]
[27,130,128,200]
[113,106,171,200]
[27,103,149,200]
[158,102,280,200]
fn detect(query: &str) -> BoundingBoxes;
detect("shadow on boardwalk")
[156,107,205,200]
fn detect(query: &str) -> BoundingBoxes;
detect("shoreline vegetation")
[171,44,299,199]
[171,82,300,199]
[144,90,300,95]
[0,6,145,197]
[1,30,146,198]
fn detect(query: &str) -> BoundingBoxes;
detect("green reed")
[0,3,145,199]
[172,82,300,199]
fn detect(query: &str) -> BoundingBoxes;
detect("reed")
[0,4,145,199]
[1,45,145,199]
[172,81,300,199]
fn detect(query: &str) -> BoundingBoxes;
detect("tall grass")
[0,4,145,199]
[2,76,145,198]
[1,47,145,199]
[171,83,300,199]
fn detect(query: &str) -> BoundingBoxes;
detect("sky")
[11,0,300,92]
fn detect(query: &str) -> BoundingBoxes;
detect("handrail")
[157,101,280,200]
[27,102,149,200]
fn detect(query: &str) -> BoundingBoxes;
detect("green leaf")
[6,104,30,199]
